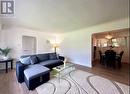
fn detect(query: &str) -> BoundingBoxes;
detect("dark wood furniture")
[0,58,13,73]
[116,51,124,68]
[104,50,116,68]
[100,50,124,69]
[99,50,104,64]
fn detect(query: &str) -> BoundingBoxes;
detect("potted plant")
[0,47,11,60]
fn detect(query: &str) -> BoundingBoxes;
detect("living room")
[0,0,129,94]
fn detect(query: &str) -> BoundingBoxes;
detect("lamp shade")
[52,43,60,48]
[51,43,60,53]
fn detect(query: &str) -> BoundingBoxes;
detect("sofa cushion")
[39,60,63,67]
[30,56,39,64]
[19,57,31,65]
[24,64,50,80]
[37,54,49,62]
[49,53,58,60]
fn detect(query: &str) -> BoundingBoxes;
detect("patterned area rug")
[36,70,129,94]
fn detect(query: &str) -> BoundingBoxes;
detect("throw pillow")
[37,54,49,62]
[49,53,57,60]
[30,56,39,64]
[19,57,31,65]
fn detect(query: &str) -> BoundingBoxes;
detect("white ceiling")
[1,0,129,32]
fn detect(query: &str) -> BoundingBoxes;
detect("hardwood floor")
[0,61,129,94]
[76,60,130,85]
[0,69,38,94]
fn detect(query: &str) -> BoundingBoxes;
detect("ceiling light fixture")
[105,33,113,39]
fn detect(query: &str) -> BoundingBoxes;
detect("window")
[112,39,119,47]
[97,39,108,47]
[97,38,120,47]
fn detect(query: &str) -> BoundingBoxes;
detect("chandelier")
[105,33,113,39]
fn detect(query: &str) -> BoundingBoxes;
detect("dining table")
[101,50,121,68]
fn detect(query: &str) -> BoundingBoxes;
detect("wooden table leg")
[6,62,8,73]
[11,60,13,69]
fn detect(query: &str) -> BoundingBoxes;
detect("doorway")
[92,28,129,66]
[91,28,130,85]
[22,36,36,55]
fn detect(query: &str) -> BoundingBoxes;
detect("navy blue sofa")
[16,53,64,89]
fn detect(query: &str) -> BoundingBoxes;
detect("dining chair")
[99,50,104,64]
[116,51,124,68]
[104,50,116,69]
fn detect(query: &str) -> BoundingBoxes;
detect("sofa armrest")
[16,61,27,83]
[59,56,65,61]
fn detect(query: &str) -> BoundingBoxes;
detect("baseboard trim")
[69,61,92,68]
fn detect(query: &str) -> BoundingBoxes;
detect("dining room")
[92,28,129,68]
[91,28,129,85]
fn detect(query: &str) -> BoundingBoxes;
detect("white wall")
[0,24,1,47]
[60,18,129,67]
[0,26,55,59]
[0,24,2,47]
[0,30,6,48]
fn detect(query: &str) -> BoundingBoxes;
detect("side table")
[0,58,14,73]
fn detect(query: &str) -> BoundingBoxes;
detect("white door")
[22,36,36,55]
